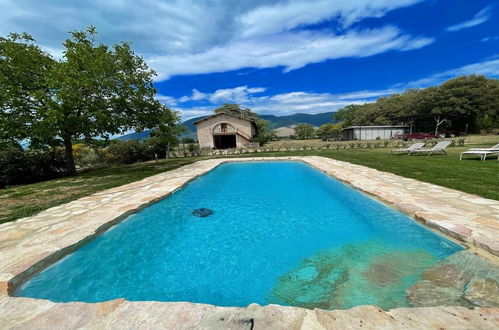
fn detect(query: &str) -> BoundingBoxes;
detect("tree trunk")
[434,115,446,136]
[166,142,171,159]
[63,134,77,176]
[408,118,415,134]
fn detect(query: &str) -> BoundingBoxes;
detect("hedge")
[0,149,67,188]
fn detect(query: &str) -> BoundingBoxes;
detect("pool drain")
[192,208,214,217]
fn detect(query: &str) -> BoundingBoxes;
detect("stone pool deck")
[1,156,498,329]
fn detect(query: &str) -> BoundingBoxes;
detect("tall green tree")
[0,27,173,175]
[334,104,363,126]
[0,33,56,146]
[334,75,499,133]
[436,75,499,132]
[214,103,259,119]
[294,123,316,139]
[253,118,276,145]
[316,123,343,141]
[149,110,187,159]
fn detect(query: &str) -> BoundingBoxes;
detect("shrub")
[0,148,67,188]
[142,137,167,159]
[107,140,149,164]
[80,148,111,166]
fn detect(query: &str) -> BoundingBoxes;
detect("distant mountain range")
[261,112,337,129]
[116,111,336,141]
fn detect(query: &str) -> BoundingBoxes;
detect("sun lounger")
[467,143,499,151]
[391,142,425,154]
[460,143,499,161]
[410,141,452,156]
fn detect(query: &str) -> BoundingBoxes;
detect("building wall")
[196,114,254,149]
[342,127,408,140]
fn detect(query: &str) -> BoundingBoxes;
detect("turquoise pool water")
[16,162,462,309]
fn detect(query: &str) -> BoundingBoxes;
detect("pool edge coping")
[1,156,498,328]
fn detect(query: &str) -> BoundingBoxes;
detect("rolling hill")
[260,112,336,129]
[116,111,336,141]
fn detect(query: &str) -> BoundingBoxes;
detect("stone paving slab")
[1,297,498,329]
[0,156,498,328]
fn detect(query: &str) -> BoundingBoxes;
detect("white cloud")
[191,89,208,101]
[208,86,266,103]
[0,0,432,80]
[178,89,208,103]
[150,27,433,79]
[446,6,492,32]
[252,91,370,114]
[169,86,267,106]
[155,94,178,106]
[172,58,499,120]
[176,107,215,120]
[169,87,394,120]
[481,36,499,42]
[402,58,499,88]
[238,0,423,37]
[335,89,401,100]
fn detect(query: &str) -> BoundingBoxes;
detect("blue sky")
[1,0,498,120]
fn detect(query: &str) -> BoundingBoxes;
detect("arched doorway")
[212,123,237,149]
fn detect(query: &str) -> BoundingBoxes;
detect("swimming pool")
[15,161,462,309]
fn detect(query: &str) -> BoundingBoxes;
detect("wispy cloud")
[149,27,433,80]
[163,86,396,120]
[178,89,208,103]
[238,0,423,37]
[209,86,267,104]
[446,5,493,32]
[402,58,499,88]
[0,0,431,81]
[169,58,499,120]
[481,36,499,42]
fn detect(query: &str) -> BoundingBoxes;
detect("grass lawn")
[259,134,499,200]
[0,158,201,224]
[1,135,498,224]
[284,148,498,199]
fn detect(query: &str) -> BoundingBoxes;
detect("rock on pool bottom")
[16,161,466,308]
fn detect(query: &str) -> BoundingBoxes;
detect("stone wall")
[195,114,255,149]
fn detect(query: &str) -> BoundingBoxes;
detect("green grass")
[1,135,498,224]
[243,135,499,200]
[293,148,498,200]
[0,158,201,224]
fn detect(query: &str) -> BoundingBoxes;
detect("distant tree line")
[293,123,315,139]
[293,123,344,141]
[335,75,499,134]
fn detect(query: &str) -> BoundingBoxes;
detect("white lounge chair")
[391,142,425,154]
[410,141,452,156]
[460,143,499,161]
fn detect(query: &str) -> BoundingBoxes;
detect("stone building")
[194,113,258,149]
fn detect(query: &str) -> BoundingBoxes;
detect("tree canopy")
[149,110,186,159]
[0,27,176,174]
[316,123,343,141]
[294,123,316,139]
[335,75,499,133]
[214,103,259,120]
